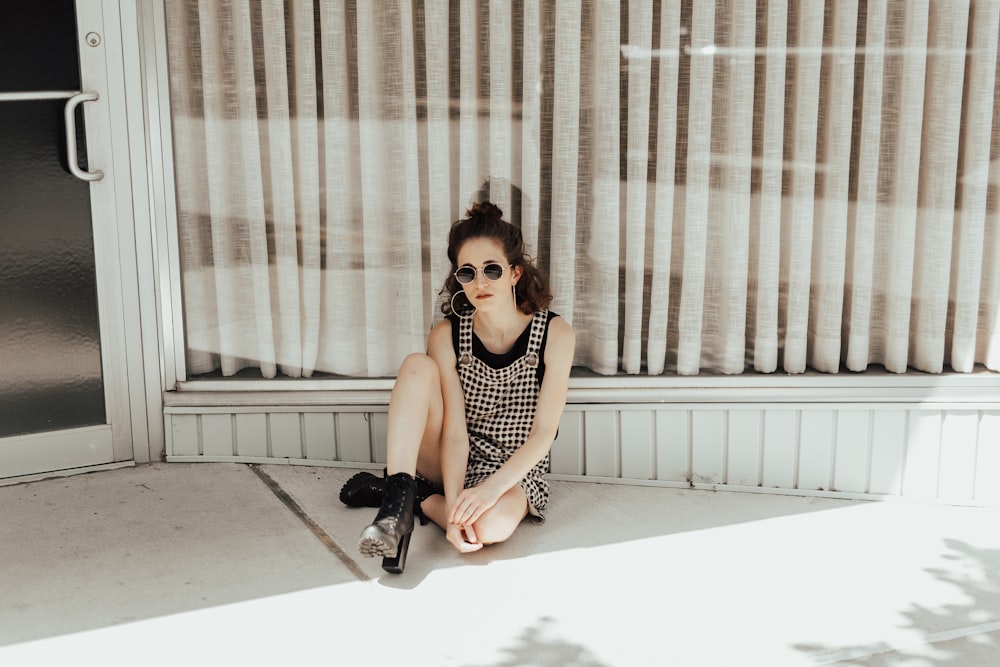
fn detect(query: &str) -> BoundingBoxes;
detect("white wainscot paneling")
[691,410,726,484]
[727,410,762,487]
[584,411,620,478]
[200,414,233,457]
[336,413,372,463]
[655,410,689,483]
[550,411,584,475]
[620,411,655,480]
[163,392,1000,507]
[761,410,797,489]
[904,411,944,500]
[269,413,302,459]
[798,409,835,492]
[937,411,979,503]
[868,410,907,495]
[974,413,1000,504]
[832,409,871,494]
[302,413,336,461]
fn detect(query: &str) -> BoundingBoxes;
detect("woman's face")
[456,236,521,314]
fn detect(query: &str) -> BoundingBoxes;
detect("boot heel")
[381,530,411,574]
[358,472,417,574]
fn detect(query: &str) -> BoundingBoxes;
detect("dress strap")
[457,311,474,367]
[524,309,549,368]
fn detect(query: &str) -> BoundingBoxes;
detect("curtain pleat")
[621,0,653,375]
[548,0,581,328]
[954,0,1000,372]
[354,2,425,376]
[751,0,788,374]
[458,0,480,206]
[882,1,929,373]
[489,0,513,212]
[677,0,714,376]
[646,0,681,376]
[581,0,620,375]
[782,0,824,374]
[290,0,322,377]
[424,1,452,323]
[201,0,277,377]
[166,0,1000,379]
[714,0,754,375]
[844,0,887,372]
[911,0,969,373]
[984,34,1000,371]
[808,0,856,373]
[166,0,213,376]
[260,0,303,377]
[520,0,543,260]
[317,0,365,375]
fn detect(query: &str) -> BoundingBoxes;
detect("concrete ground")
[1,462,998,666]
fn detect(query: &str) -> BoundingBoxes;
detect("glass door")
[0,0,134,480]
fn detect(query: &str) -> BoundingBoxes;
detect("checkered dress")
[457,309,551,519]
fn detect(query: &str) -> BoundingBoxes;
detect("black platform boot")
[358,472,416,574]
[339,469,385,508]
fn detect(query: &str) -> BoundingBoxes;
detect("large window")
[164,0,999,379]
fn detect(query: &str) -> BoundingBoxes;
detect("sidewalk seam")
[249,464,370,581]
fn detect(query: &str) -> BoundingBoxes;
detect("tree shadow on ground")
[794,539,1000,665]
[462,616,610,667]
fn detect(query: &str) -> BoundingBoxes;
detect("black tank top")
[448,311,558,383]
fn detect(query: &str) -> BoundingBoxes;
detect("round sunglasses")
[454,262,510,284]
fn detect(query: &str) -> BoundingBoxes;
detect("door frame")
[0,0,162,484]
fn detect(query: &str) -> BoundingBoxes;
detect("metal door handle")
[64,92,104,182]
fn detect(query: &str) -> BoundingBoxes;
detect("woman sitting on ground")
[340,201,575,573]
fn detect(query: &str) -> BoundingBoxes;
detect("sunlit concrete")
[1,463,998,665]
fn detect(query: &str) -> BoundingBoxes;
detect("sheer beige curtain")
[165,0,1000,379]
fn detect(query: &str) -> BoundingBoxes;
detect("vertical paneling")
[584,411,620,477]
[904,411,943,499]
[762,410,797,488]
[691,410,725,484]
[869,410,906,495]
[833,410,870,493]
[235,413,268,458]
[656,410,690,482]
[370,412,389,464]
[937,411,979,502]
[727,410,762,486]
[269,414,302,459]
[337,413,372,463]
[164,402,997,507]
[799,410,834,491]
[974,412,1000,504]
[302,413,336,460]
[551,410,584,474]
[620,411,654,480]
[169,414,199,456]
[200,414,233,457]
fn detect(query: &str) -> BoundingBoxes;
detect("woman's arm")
[449,316,576,526]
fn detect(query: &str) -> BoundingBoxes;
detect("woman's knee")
[472,490,528,545]
[471,515,519,545]
[399,352,437,375]
[398,352,439,384]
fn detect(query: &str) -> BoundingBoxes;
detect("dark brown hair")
[440,201,552,316]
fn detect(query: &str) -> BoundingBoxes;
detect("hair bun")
[467,201,503,221]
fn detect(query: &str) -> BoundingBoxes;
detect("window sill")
[166,365,1000,408]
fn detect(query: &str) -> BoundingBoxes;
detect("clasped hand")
[446,483,503,553]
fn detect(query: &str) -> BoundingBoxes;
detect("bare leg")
[385,353,444,485]
[358,353,445,572]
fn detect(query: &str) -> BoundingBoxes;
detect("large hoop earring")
[450,290,476,319]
